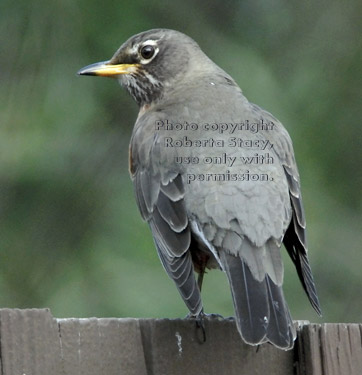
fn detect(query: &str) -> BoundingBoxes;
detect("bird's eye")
[140,45,155,60]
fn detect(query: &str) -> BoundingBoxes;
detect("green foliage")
[1,0,361,323]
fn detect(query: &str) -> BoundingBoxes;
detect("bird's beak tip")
[77,69,95,76]
[77,61,139,77]
[77,61,110,77]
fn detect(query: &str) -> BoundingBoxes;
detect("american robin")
[78,29,321,350]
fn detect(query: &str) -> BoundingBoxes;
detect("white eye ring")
[139,40,159,64]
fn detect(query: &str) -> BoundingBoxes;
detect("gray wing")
[254,104,322,315]
[282,159,322,315]
[129,120,202,315]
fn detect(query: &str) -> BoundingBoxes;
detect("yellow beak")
[77,61,140,77]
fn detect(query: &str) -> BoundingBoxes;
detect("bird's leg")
[193,250,209,292]
[197,271,205,292]
[197,267,225,321]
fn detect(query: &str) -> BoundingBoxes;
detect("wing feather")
[131,121,202,315]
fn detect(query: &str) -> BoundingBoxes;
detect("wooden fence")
[0,309,361,374]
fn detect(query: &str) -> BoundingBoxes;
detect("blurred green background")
[1,0,361,324]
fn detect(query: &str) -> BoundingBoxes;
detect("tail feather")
[265,276,296,348]
[221,252,295,350]
[221,252,268,344]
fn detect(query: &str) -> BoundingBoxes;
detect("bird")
[78,28,321,350]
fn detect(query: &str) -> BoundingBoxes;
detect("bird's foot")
[185,312,235,321]
[185,312,235,343]
[185,311,206,343]
[202,313,225,321]
[195,313,206,343]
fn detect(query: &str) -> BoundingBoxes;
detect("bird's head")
[78,29,207,106]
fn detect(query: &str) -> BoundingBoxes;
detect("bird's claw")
[195,312,206,343]
[185,312,235,343]
[202,313,225,321]
[185,311,206,343]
